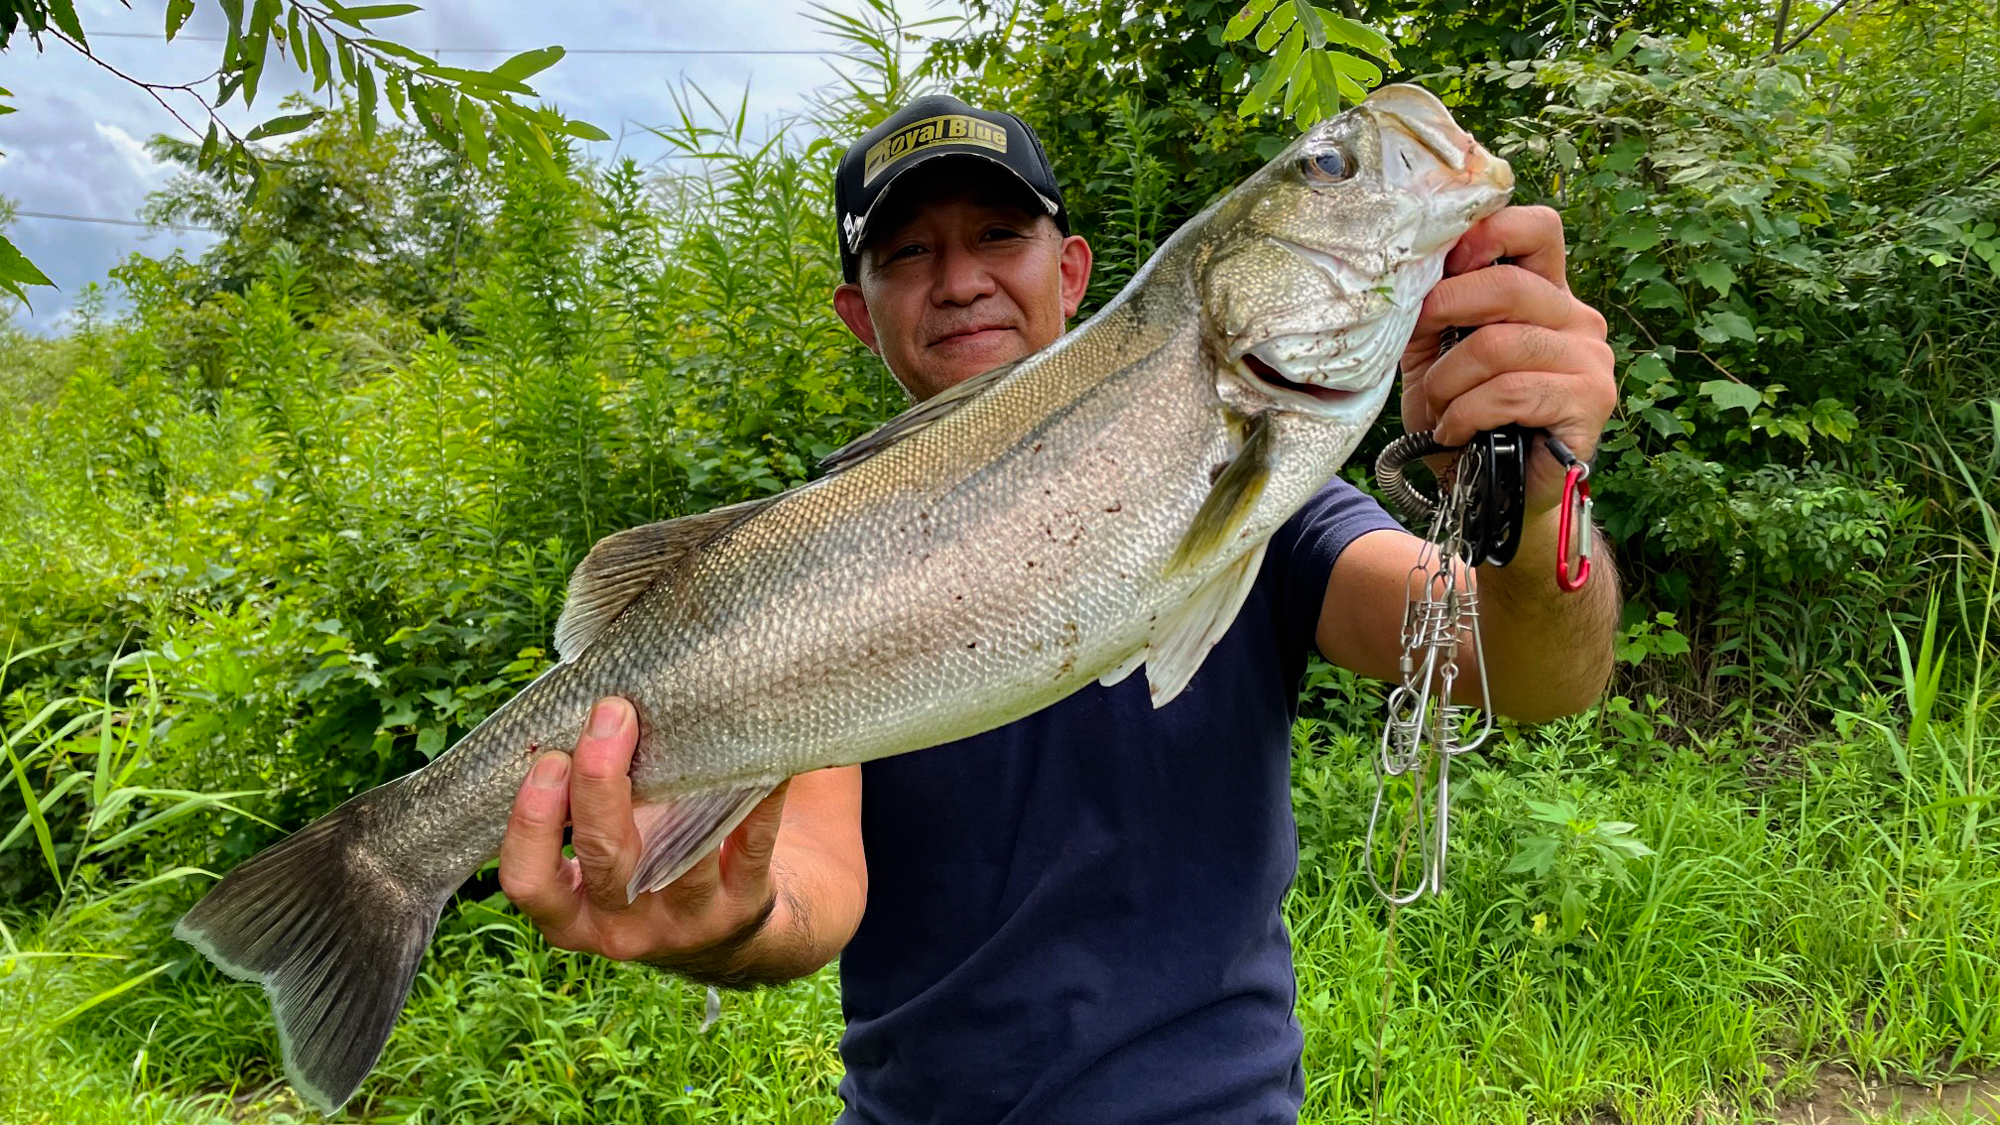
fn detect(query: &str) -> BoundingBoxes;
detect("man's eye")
[886,243,925,262]
[984,227,1023,241]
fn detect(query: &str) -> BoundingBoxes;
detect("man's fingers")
[1443,205,1568,292]
[499,752,582,932]
[1409,265,1579,348]
[660,849,724,914]
[1410,323,1611,433]
[720,780,791,895]
[568,697,642,911]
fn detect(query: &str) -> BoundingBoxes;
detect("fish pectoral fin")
[1145,540,1270,707]
[817,360,1019,474]
[627,782,782,901]
[1166,410,1275,577]
[554,498,778,662]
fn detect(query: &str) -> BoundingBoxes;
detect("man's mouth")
[932,325,1016,346]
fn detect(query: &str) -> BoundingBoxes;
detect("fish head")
[1195,84,1514,425]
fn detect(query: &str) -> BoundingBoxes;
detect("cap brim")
[846,149,1061,259]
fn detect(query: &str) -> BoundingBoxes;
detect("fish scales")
[175,83,1515,1114]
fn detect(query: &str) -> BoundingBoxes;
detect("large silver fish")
[177,83,1512,1113]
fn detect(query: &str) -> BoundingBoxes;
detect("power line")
[80,30,867,56]
[13,209,222,234]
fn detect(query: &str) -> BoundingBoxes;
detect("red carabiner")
[1556,463,1592,592]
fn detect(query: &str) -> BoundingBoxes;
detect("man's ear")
[833,282,881,355]
[1057,234,1093,320]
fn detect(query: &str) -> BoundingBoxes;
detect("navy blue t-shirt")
[836,478,1403,1125]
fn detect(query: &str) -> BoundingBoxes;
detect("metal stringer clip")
[1365,434,1497,903]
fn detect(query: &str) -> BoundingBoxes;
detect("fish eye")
[1300,146,1356,184]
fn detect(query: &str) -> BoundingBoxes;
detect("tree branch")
[1772,0,1857,54]
[50,28,233,146]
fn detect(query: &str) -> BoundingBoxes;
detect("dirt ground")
[1770,1072,2000,1123]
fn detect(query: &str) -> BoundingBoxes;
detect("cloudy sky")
[0,0,938,331]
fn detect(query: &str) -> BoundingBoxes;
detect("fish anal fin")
[1145,540,1269,707]
[627,782,780,901]
[1098,647,1146,689]
[818,361,1019,474]
[554,497,777,662]
[1167,410,1274,577]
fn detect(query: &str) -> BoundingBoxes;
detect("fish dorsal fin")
[1143,540,1269,706]
[818,361,1019,474]
[553,496,776,662]
[1166,410,1275,577]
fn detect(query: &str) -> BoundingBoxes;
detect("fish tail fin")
[175,783,449,1115]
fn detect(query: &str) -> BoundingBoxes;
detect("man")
[499,94,1619,1121]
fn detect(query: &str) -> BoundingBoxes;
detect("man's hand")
[1397,205,1617,513]
[499,696,790,969]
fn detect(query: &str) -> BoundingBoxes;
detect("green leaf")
[1690,260,1736,296]
[1238,24,1303,118]
[551,116,610,142]
[417,64,534,96]
[493,45,564,82]
[1291,0,1326,48]
[0,234,54,307]
[1309,49,1356,116]
[46,0,85,45]
[494,111,559,177]
[308,27,332,89]
[357,65,378,139]
[1698,379,1763,415]
[1223,0,1279,40]
[244,110,326,142]
[1626,349,1672,384]
[1325,48,1381,91]
[1316,9,1397,66]
[1504,834,1561,877]
[358,36,434,65]
[49,963,171,1028]
[165,0,196,41]
[1559,885,1586,938]
[457,96,488,168]
[1697,310,1756,343]
[326,2,422,26]
[1608,225,1660,252]
[1,738,58,883]
[415,726,446,758]
[1254,3,1294,52]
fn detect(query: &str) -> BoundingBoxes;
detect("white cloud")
[91,121,171,181]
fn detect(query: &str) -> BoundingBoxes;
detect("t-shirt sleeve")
[1266,476,1406,659]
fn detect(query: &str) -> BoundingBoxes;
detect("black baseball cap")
[834,94,1069,282]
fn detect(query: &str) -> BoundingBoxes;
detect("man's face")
[833,162,1092,402]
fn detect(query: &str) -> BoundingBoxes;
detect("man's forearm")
[1472,505,1620,722]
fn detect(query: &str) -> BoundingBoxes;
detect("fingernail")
[587,697,628,739]
[530,753,568,789]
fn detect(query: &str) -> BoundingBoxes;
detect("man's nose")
[931,243,997,307]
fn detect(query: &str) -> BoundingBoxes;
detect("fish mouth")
[1364,84,1514,224]
[1233,349,1386,418]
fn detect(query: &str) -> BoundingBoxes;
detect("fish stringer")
[1360,396,1595,1113]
